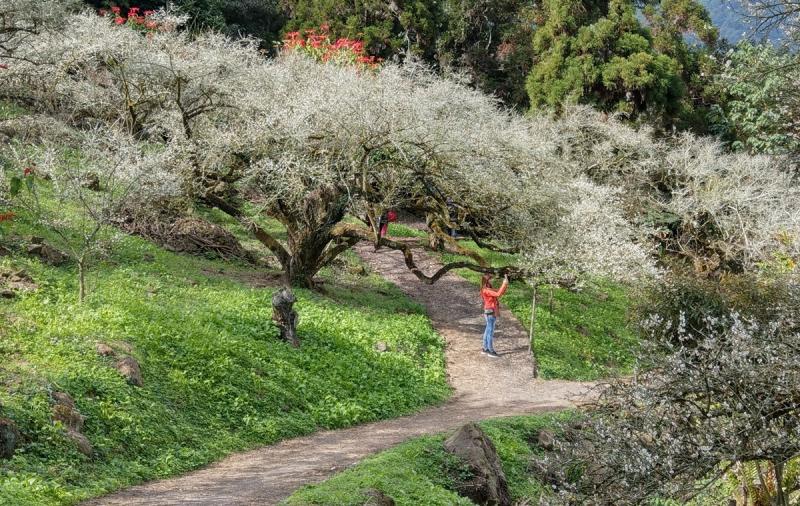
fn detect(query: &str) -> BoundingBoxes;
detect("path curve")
[85,243,593,506]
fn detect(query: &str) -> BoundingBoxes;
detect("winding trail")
[85,243,594,506]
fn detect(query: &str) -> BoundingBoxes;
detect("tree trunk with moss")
[272,287,299,347]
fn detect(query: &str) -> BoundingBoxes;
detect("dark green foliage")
[84,0,287,46]
[435,0,537,108]
[526,0,718,128]
[283,0,444,60]
[84,0,164,12]
[265,0,541,108]
[708,41,800,158]
[218,0,287,46]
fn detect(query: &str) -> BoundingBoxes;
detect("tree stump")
[0,418,21,460]
[272,287,299,347]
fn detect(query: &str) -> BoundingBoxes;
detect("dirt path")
[85,243,593,506]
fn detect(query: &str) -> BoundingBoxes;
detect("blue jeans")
[482,315,496,352]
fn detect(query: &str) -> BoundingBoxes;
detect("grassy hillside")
[391,223,637,380]
[0,209,449,505]
[285,413,573,505]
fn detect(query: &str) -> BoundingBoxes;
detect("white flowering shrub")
[550,107,800,275]
[0,0,79,59]
[3,3,798,287]
[537,275,800,505]
[2,124,179,301]
[1,9,646,287]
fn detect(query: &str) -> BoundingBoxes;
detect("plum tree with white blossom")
[536,275,800,505]
[0,8,656,287]
[2,1,799,289]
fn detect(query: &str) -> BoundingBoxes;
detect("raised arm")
[482,278,509,298]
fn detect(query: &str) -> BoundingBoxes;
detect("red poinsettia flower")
[115,17,126,25]
[128,7,140,14]
[99,8,108,16]
[23,167,33,176]
[111,6,121,13]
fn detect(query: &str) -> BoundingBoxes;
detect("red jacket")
[481,279,508,314]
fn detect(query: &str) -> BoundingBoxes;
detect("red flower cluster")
[0,212,15,223]
[23,167,33,176]
[99,5,159,31]
[283,26,381,70]
[356,55,379,65]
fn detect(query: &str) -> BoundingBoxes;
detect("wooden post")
[528,283,539,378]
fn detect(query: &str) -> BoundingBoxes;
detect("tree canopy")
[527,0,718,128]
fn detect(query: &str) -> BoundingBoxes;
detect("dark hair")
[480,274,493,291]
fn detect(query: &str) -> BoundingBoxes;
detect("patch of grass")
[0,211,450,505]
[0,100,28,120]
[386,222,427,239]
[390,223,637,380]
[284,413,574,505]
[500,280,637,380]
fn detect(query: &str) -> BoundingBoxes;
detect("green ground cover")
[0,211,450,505]
[285,413,573,505]
[390,223,638,380]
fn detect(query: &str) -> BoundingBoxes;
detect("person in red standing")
[480,273,509,357]
[379,209,397,238]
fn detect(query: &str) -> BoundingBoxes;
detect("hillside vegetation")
[285,414,574,505]
[0,210,448,505]
[392,224,637,380]
[3,0,800,503]
[0,101,633,504]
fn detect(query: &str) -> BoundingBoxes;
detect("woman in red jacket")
[480,273,508,357]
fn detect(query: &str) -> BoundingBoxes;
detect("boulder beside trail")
[66,430,94,457]
[116,356,143,387]
[443,422,511,506]
[26,238,67,266]
[51,392,93,457]
[362,488,395,506]
[0,269,38,298]
[95,342,115,357]
[51,392,84,432]
[537,429,556,451]
[94,341,143,387]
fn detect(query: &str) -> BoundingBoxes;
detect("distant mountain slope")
[701,0,785,43]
